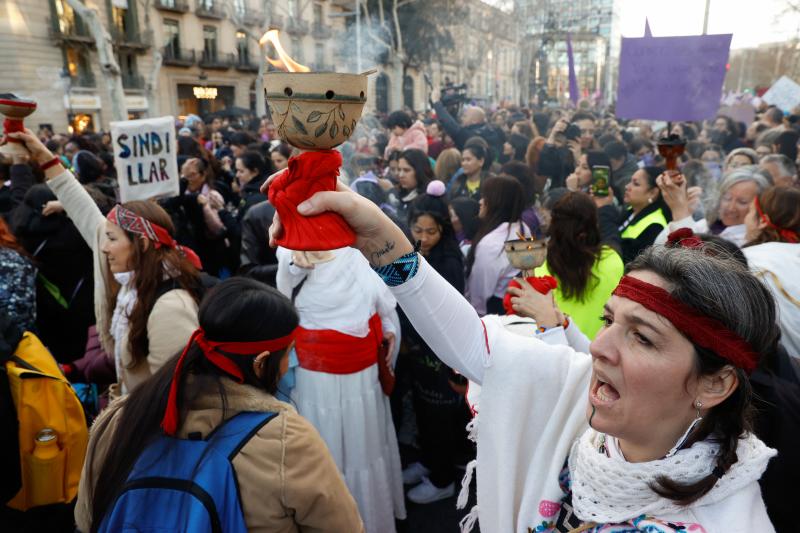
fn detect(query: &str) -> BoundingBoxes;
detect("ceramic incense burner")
[264,72,369,150]
[0,95,37,156]
[263,71,372,251]
[504,237,547,277]
[658,134,686,183]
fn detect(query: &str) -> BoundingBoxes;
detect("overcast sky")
[618,0,800,48]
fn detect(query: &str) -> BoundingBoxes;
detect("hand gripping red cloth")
[268,150,356,251]
[502,275,559,315]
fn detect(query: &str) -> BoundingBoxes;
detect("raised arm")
[5,129,105,251]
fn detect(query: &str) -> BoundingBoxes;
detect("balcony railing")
[311,24,332,40]
[199,51,234,69]
[235,56,260,72]
[109,27,149,50]
[237,7,266,27]
[49,20,93,45]
[196,1,225,19]
[269,14,285,29]
[154,0,190,13]
[162,47,196,66]
[121,73,145,89]
[285,18,309,35]
[70,72,96,88]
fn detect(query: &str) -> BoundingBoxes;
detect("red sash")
[295,314,383,374]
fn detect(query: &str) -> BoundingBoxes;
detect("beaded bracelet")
[537,316,570,334]
[39,156,62,171]
[372,250,420,287]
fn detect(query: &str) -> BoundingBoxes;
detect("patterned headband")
[107,205,202,270]
[755,196,799,244]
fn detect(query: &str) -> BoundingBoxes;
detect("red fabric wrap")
[107,205,203,270]
[161,328,297,435]
[295,314,383,374]
[268,150,356,251]
[755,196,799,244]
[612,275,758,373]
[4,118,24,143]
[666,228,704,249]
[502,275,559,315]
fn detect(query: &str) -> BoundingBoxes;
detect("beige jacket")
[48,171,199,391]
[75,377,364,532]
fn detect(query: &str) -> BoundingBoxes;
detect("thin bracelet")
[39,156,62,171]
[372,250,419,287]
[537,316,570,334]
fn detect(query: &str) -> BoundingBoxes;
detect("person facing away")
[74,277,364,533]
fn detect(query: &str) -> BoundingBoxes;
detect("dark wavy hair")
[546,191,602,301]
[89,278,298,532]
[409,192,462,260]
[104,201,203,369]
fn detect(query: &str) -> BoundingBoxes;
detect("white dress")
[276,247,406,532]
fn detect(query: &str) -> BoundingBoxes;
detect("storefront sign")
[111,115,179,203]
[64,94,101,110]
[125,95,149,110]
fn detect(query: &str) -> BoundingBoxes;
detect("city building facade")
[1,0,346,133]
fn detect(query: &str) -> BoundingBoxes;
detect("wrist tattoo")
[369,240,396,266]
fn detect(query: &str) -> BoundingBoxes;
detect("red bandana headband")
[754,196,799,244]
[612,275,758,373]
[161,328,297,435]
[107,205,203,270]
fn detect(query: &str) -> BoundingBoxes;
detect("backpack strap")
[205,411,278,460]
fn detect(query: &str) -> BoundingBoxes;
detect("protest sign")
[111,116,179,203]
[616,33,732,122]
[719,101,756,126]
[762,76,800,113]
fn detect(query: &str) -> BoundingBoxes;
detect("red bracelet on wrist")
[39,156,61,171]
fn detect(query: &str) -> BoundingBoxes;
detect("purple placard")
[616,34,732,122]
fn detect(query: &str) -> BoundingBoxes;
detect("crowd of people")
[1,88,799,533]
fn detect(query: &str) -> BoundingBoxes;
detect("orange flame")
[259,29,310,73]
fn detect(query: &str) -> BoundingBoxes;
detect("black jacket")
[433,102,505,160]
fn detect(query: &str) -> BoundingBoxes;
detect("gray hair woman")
[657,166,770,247]
[723,147,759,175]
[275,183,780,531]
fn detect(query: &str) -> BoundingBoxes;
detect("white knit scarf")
[110,271,137,395]
[569,428,776,523]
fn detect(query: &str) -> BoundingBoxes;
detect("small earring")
[694,400,702,409]
[648,197,654,204]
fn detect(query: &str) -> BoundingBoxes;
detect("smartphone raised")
[590,165,610,197]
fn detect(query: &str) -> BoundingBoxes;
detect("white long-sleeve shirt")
[391,257,774,533]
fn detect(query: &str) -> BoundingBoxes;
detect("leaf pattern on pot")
[351,119,357,132]
[343,126,351,137]
[330,122,339,139]
[292,115,308,135]
[337,105,345,120]
[307,111,322,123]
[315,122,328,138]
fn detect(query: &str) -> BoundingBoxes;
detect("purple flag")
[644,17,652,37]
[616,33,732,122]
[567,33,579,105]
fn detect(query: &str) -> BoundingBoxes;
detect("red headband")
[107,205,203,270]
[161,328,297,435]
[754,196,799,244]
[612,275,759,373]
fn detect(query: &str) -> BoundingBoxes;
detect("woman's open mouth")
[590,374,620,407]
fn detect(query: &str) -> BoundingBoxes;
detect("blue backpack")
[98,411,277,533]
